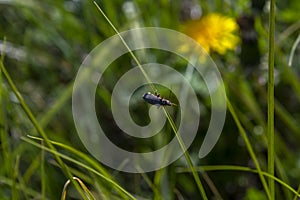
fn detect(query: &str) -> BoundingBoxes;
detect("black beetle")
[142,92,176,106]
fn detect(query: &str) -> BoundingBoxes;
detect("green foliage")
[244,188,267,200]
[1,0,300,199]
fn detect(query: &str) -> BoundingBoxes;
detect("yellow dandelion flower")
[181,13,239,55]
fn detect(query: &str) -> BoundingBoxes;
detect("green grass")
[93,2,207,198]
[1,0,300,199]
[267,0,275,198]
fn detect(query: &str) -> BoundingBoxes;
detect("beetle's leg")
[154,90,160,97]
[156,92,160,97]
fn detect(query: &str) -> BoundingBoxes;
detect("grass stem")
[267,0,275,198]
[93,1,207,198]
[0,61,88,199]
[227,100,271,199]
[163,108,208,199]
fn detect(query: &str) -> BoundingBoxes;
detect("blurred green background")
[1,0,300,199]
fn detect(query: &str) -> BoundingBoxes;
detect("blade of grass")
[26,135,111,178]
[153,169,164,200]
[11,156,31,200]
[21,136,137,200]
[0,39,11,178]
[280,58,300,102]
[258,82,300,139]
[272,31,300,101]
[41,140,46,200]
[93,1,156,93]
[162,108,207,199]
[275,155,293,199]
[140,169,161,199]
[26,134,132,199]
[38,83,73,128]
[1,41,17,199]
[200,171,222,200]
[267,0,275,198]
[93,1,207,198]
[26,135,132,199]
[278,20,300,44]
[228,95,294,199]
[177,165,300,198]
[227,100,271,199]
[0,176,46,199]
[53,162,115,199]
[0,61,87,199]
[23,154,41,183]
[61,177,96,200]
[293,185,300,200]
[225,73,294,198]
[288,33,300,67]
[12,156,20,200]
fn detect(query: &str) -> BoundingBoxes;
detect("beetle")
[142,92,177,106]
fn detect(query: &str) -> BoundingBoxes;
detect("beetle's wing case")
[143,92,161,105]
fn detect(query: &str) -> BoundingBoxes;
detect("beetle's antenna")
[168,86,178,107]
